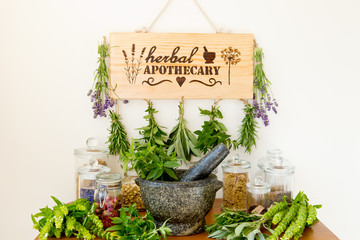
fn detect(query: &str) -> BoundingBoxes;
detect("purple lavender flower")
[87,89,93,96]
[123,100,129,104]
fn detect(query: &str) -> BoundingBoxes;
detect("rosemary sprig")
[167,100,201,163]
[87,40,115,118]
[107,110,130,157]
[137,100,167,148]
[237,104,259,154]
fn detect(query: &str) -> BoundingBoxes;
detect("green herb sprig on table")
[123,140,181,180]
[195,103,236,154]
[137,100,167,148]
[107,204,171,240]
[32,197,103,240]
[107,110,130,157]
[167,100,201,163]
[237,103,259,154]
[206,191,321,240]
[88,39,116,118]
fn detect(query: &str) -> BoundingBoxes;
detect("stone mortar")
[135,170,223,236]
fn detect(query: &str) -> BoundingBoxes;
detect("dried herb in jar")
[223,171,249,211]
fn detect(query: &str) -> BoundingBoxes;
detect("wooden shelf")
[35,199,339,240]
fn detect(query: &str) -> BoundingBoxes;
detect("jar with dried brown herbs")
[222,155,251,211]
[122,169,145,211]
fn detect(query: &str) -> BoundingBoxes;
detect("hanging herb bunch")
[107,110,130,157]
[237,47,278,154]
[237,102,259,154]
[253,47,278,126]
[87,39,115,118]
[136,100,168,148]
[195,101,236,154]
[167,99,201,163]
[121,100,181,180]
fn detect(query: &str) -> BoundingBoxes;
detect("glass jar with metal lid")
[264,157,295,204]
[74,138,109,198]
[222,154,251,211]
[246,176,271,214]
[94,173,122,228]
[77,163,110,203]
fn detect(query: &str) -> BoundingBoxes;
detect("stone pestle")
[180,143,230,182]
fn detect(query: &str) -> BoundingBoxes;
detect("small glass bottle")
[94,173,122,228]
[264,157,295,205]
[246,176,271,214]
[222,155,251,211]
[122,168,145,211]
[77,163,110,203]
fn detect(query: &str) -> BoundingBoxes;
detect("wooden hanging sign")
[110,33,254,99]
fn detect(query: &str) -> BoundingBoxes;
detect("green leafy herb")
[107,110,130,157]
[123,140,180,180]
[137,100,167,148]
[167,100,201,163]
[237,103,259,154]
[206,207,260,235]
[107,205,171,240]
[194,104,235,154]
[32,197,103,240]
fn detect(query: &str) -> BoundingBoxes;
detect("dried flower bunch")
[253,47,278,126]
[88,40,115,118]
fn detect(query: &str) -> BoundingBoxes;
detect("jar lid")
[258,148,284,170]
[222,154,251,169]
[247,176,271,191]
[77,164,110,179]
[96,173,122,184]
[264,156,295,174]
[74,137,109,159]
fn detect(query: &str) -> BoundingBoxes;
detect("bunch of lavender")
[87,40,115,118]
[253,47,278,126]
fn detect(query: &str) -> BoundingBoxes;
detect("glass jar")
[264,157,295,204]
[122,168,145,211]
[77,163,110,203]
[74,138,109,198]
[94,173,122,228]
[222,155,251,211]
[246,176,271,214]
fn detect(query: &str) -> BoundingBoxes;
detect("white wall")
[1,0,359,239]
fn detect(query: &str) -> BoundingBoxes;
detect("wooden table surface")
[36,199,339,240]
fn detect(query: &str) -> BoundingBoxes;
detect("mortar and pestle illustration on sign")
[203,46,216,64]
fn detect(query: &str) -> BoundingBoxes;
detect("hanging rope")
[137,0,220,33]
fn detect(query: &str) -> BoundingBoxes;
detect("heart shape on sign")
[176,77,186,87]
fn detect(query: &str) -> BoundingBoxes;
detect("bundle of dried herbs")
[195,103,236,154]
[137,100,167,149]
[253,47,278,126]
[87,40,115,118]
[107,110,130,157]
[237,103,259,154]
[167,100,201,163]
